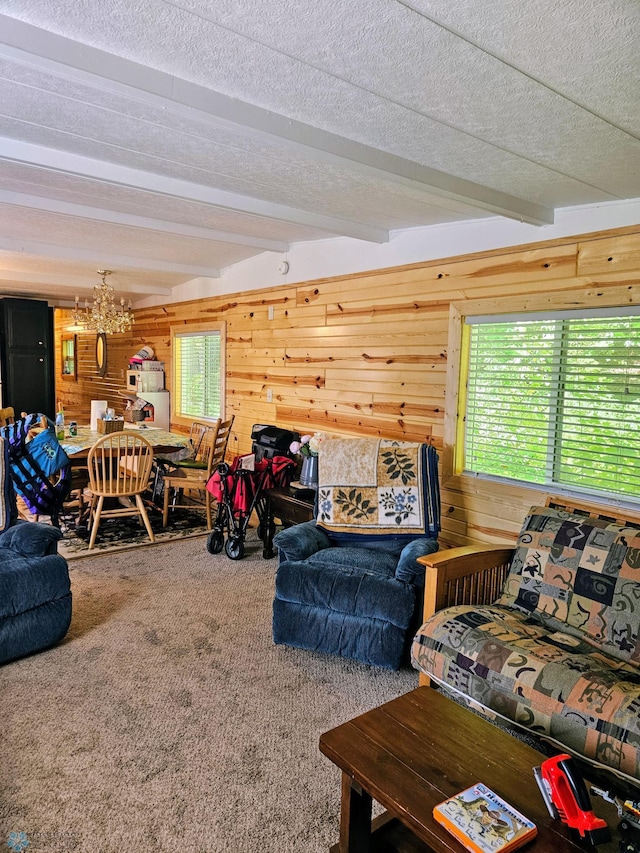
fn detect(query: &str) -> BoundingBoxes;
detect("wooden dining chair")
[86,432,155,549]
[161,416,234,529]
[0,406,15,427]
[65,466,91,525]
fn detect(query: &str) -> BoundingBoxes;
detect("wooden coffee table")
[319,686,619,853]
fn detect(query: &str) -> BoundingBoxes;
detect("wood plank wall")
[53,324,133,420]
[54,223,640,547]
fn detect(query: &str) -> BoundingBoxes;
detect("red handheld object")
[534,754,610,845]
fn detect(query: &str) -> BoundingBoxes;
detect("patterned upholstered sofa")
[411,502,640,791]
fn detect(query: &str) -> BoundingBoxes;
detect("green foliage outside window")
[464,312,640,502]
[174,331,222,420]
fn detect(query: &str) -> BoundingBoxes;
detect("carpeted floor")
[0,531,417,852]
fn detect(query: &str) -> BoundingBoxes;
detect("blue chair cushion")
[272,522,439,668]
[306,546,399,576]
[275,559,416,629]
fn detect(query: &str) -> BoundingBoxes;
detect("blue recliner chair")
[0,432,72,665]
[272,439,440,669]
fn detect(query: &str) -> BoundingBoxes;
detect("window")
[172,324,224,422]
[462,308,640,504]
[61,334,77,380]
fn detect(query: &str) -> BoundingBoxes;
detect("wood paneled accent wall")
[53,321,134,420]
[54,224,640,547]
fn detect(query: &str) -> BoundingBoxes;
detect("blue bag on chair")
[0,414,71,524]
[0,436,15,533]
[26,427,71,476]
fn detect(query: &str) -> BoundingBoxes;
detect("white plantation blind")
[464,311,640,502]
[174,330,222,420]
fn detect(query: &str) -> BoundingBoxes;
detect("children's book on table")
[433,782,537,853]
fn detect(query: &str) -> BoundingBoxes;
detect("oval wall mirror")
[96,333,107,376]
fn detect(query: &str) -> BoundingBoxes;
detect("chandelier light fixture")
[73,270,134,334]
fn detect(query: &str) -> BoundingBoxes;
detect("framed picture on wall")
[96,333,107,377]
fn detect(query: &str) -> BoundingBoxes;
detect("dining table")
[54,425,191,526]
[59,424,191,464]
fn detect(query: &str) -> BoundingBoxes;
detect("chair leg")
[162,483,171,528]
[87,493,97,530]
[136,494,155,543]
[88,495,104,549]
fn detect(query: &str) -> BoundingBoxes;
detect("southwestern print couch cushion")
[498,505,640,665]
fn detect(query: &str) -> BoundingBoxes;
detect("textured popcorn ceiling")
[0,0,637,303]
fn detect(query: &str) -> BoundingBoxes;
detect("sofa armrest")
[0,521,63,556]
[415,545,514,686]
[273,520,331,563]
[395,538,439,585]
[418,545,515,622]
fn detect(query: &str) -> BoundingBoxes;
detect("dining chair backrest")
[208,416,234,474]
[184,417,234,477]
[159,416,234,529]
[0,407,15,427]
[87,432,154,497]
[187,419,219,467]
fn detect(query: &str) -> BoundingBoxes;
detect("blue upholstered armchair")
[0,435,71,665]
[272,439,440,669]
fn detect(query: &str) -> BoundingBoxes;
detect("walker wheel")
[206,528,225,554]
[225,537,245,560]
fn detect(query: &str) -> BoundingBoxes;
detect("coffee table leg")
[338,771,373,853]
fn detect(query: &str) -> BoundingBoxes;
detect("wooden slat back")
[210,416,234,471]
[185,416,235,476]
[545,496,640,529]
[438,560,512,610]
[88,432,154,497]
